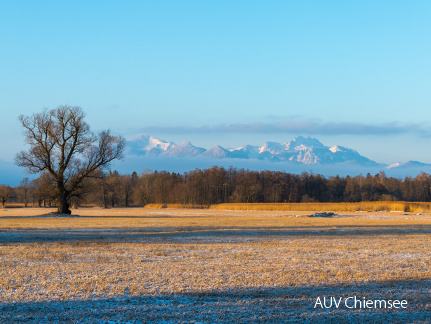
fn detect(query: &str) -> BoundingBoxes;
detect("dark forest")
[3,166,431,208]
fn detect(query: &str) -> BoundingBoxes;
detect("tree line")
[3,167,431,208]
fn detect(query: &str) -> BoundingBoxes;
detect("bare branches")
[0,185,14,208]
[15,105,125,214]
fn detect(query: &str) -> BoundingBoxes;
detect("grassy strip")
[8,201,431,212]
[144,203,209,209]
[209,202,431,212]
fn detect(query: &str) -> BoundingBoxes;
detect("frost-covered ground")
[1,208,430,323]
[2,284,430,323]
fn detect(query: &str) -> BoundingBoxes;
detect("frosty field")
[1,208,431,323]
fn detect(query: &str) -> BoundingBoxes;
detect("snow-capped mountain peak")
[259,141,289,154]
[329,145,341,153]
[127,134,175,155]
[228,145,260,159]
[385,161,431,169]
[201,145,230,159]
[164,141,205,157]
[287,136,325,150]
[126,135,378,166]
[386,162,402,169]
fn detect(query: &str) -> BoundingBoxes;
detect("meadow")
[142,201,431,212]
[1,207,430,322]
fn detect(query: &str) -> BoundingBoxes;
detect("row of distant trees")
[2,167,431,208]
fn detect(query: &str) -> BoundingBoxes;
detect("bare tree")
[16,106,125,214]
[0,185,13,209]
[19,177,31,207]
[31,172,57,207]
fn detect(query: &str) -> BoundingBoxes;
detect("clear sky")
[1,0,431,165]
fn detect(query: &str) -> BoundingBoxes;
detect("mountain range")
[127,134,420,169]
[2,134,431,186]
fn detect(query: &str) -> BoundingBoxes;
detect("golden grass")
[210,201,431,212]
[3,202,26,208]
[144,203,208,209]
[1,208,431,304]
[7,201,431,212]
[2,207,431,229]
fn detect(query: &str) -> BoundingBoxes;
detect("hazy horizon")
[2,1,431,171]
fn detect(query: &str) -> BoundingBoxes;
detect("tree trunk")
[125,191,129,207]
[57,184,71,214]
[72,199,78,209]
[101,185,108,208]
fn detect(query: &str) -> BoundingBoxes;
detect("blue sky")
[1,0,431,165]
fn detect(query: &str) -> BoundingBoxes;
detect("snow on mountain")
[259,141,289,154]
[126,134,378,166]
[164,141,206,157]
[386,161,431,169]
[201,145,230,159]
[287,136,325,150]
[386,162,402,169]
[108,134,431,179]
[228,145,260,159]
[329,146,342,153]
[295,150,320,164]
[127,134,175,156]
[326,146,377,166]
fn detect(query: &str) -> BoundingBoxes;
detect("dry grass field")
[209,201,431,213]
[1,207,431,323]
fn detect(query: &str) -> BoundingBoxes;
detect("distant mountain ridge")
[2,135,431,186]
[127,134,381,166]
[386,161,431,169]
